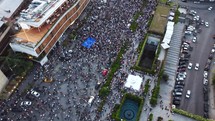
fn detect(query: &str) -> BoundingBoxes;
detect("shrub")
[173,9,180,24]
[172,108,213,121]
[148,113,153,121]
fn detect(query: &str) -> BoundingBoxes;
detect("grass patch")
[173,108,213,121]
[160,0,167,4]
[130,22,138,32]
[149,5,170,35]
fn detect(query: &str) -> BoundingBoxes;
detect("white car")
[188,63,193,69]
[192,37,197,43]
[186,90,191,98]
[195,63,199,70]
[205,22,209,27]
[30,89,40,97]
[21,101,32,106]
[211,49,215,53]
[204,71,208,78]
[203,78,208,85]
[208,7,213,11]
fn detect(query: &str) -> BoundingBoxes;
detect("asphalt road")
[179,3,215,116]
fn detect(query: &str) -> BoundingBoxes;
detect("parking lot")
[170,3,215,118]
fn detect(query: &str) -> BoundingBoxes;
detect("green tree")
[0,50,32,75]
[162,73,169,81]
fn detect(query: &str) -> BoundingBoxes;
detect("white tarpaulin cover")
[162,21,174,49]
[124,74,143,91]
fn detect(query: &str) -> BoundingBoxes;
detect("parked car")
[175,81,185,85]
[174,88,183,92]
[179,58,189,61]
[173,100,180,105]
[175,85,184,89]
[204,64,210,71]
[204,93,209,101]
[204,103,209,112]
[179,61,187,65]
[204,112,209,118]
[173,96,181,101]
[204,71,208,78]
[203,78,208,85]
[203,86,208,94]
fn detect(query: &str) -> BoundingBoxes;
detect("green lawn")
[149,5,170,35]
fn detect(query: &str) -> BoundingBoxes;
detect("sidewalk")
[209,63,215,120]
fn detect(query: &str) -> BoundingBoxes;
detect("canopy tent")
[124,74,143,91]
[82,37,96,48]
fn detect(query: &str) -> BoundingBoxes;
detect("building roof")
[0,0,24,18]
[18,0,67,28]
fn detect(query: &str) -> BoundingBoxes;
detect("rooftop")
[0,0,24,19]
[18,0,67,28]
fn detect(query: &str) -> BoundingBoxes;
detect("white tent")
[124,74,143,91]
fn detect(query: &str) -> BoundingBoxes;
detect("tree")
[162,73,169,81]
[0,50,32,75]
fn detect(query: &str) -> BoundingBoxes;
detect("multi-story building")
[0,0,26,93]
[10,0,90,65]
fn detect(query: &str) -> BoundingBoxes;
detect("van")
[88,96,95,106]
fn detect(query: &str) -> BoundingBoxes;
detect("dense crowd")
[0,0,157,121]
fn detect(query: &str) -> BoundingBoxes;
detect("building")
[0,0,26,93]
[10,0,90,65]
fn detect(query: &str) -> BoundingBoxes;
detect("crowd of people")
[0,0,157,120]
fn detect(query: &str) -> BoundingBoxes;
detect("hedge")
[143,79,150,95]
[97,43,128,112]
[172,108,213,121]
[150,61,165,106]
[112,93,144,121]
[99,43,127,97]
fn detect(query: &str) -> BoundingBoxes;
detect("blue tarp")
[82,37,96,48]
